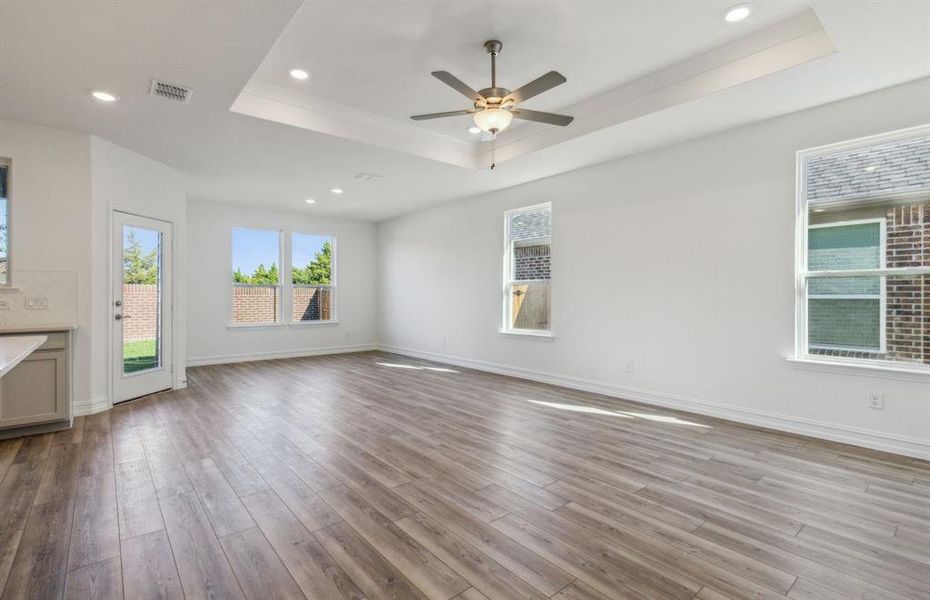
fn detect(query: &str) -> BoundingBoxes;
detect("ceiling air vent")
[149,80,193,104]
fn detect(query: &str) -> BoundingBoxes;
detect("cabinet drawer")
[37,333,68,350]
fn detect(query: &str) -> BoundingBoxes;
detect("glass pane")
[292,286,332,322]
[292,233,332,285]
[232,227,280,324]
[122,225,162,374]
[510,281,551,331]
[808,222,881,271]
[808,274,929,366]
[0,164,7,285]
[509,206,551,242]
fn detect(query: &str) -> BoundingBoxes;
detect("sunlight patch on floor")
[375,361,460,373]
[527,399,710,428]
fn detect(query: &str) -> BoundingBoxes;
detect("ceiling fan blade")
[410,109,475,121]
[431,71,483,102]
[510,109,574,126]
[505,71,567,104]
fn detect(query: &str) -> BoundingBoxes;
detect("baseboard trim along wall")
[378,344,930,460]
[73,395,112,416]
[186,343,378,367]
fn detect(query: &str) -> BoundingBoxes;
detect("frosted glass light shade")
[473,108,513,134]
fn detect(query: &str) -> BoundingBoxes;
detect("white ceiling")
[1,1,928,221]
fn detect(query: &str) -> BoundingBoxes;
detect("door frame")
[108,207,180,405]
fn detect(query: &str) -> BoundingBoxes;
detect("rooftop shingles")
[807,136,930,203]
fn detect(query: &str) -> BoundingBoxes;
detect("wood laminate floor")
[0,351,928,599]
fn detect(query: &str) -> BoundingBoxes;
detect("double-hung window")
[231,227,282,325]
[503,203,552,334]
[230,228,337,326]
[796,126,930,370]
[291,233,335,323]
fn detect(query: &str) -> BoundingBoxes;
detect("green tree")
[243,263,278,285]
[292,241,331,285]
[123,231,158,284]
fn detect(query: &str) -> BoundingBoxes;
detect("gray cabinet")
[0,331,72,431]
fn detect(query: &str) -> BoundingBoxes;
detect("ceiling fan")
[410,40,573,136]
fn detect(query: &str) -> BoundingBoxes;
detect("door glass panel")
[122,225,162,374]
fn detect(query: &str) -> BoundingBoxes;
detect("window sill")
[787,356,930,382]
[499,329,554,339]
[226,321,339,330]
[227,322,285,330]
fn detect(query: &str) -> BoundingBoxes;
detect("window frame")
[228,225,338,328]
[289,232,337,325]
[806,218,886,354]
[794,125,930,372]
[0,158,11,287]
[228,226,284,327]
[501,202,553,337]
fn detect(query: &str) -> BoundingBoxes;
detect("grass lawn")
[124,338,158,373]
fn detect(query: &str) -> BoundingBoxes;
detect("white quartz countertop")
[0,324,77,333]
[0,335,47,378]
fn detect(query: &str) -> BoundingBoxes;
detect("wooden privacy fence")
[511,280,550,330]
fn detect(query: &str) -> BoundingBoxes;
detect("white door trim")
[110,209,175,404]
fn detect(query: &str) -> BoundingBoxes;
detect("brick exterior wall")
[228,286,333,323]
[292,287,332,321]
[514,244,551,280]
[233,285,280,323]
[884,204,929,364]
[810,201,929,365]
[122,284,158,341]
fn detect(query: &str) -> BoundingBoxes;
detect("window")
[0,160,9,286]
[231,227,281,324]
[797,126,930,370]
[503,203,551,334]
[291,233,335,322]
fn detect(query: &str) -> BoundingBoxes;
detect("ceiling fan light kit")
[411,40,574,138]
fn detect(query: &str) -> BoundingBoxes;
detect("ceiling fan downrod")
[485,40,502,88]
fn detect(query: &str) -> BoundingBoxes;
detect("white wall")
[377,78,930,458]
[0,120,188,415]
[0,119,94,408]
[186,199,378,364]
[90,137,188,400]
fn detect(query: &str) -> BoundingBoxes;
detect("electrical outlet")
[867,392,884,410]
[24,296,49,310]
[625,360,635,373]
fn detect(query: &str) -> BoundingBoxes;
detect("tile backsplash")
[0,270,78,328]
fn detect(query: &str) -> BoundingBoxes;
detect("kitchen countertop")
[0,324,77,334]
[0,335,47,378]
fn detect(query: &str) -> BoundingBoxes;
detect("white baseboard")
[73,395,112,417]
[378,344,930,461]
[187,343,378,367]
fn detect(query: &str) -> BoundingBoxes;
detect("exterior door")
[111,211,173,403]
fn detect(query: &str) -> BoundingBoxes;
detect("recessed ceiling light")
[289,68,310,80]
[330,188,343,194]
[305,198,315,204]
[468,126,481,134]
[723,5,751,23]
[864,165,878,172]
[91,90,119,102]
[812,208,826,213]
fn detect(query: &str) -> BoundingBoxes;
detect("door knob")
[115,314,130,320]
